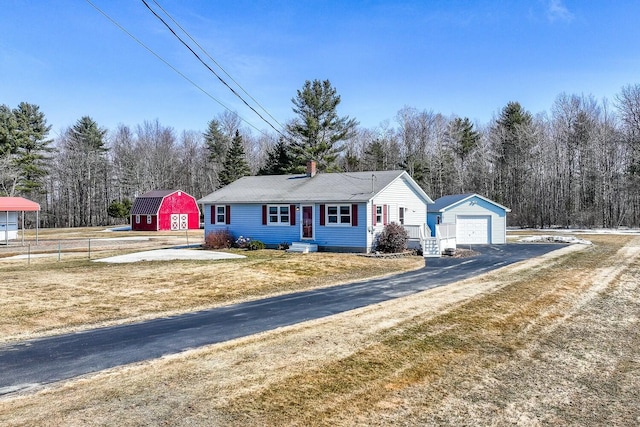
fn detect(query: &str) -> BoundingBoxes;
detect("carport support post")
[4,211,7,246]
[21,211,24,245]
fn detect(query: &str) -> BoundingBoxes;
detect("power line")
[84,0,267,136]
[149,0,285,130]
[140,0,286,138]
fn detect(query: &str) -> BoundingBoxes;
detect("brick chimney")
[306,160,317,177]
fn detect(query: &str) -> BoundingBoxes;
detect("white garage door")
[456,215,490,244]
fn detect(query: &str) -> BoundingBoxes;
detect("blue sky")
[1,0,639,137]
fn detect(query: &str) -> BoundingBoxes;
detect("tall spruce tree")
[0,105,17,157]
[287,79,358,172]
[12,102,53,196]
[258,137,296,175]
[219,130,250,186]
[204,119,229,163]
[0,105,19,195]
[491,101,535,225]
[448,117,480,192]
[62,116,108,226]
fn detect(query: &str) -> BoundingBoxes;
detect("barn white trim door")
[170,214,189,230]
[456,215,490,244]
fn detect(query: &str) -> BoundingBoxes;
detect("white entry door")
[456,215,490,244]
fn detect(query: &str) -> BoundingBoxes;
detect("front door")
[302,205,314,239]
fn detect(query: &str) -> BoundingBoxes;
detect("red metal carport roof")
[0,197,41,211]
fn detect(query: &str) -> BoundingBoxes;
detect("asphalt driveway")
[0,243,564,395]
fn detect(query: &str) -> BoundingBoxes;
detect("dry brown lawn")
[1,233,639,426]
[0,229,423,343]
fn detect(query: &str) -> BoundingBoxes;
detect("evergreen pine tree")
[287,79,358,172]
[12,102,53,196]
[203,119,229,163]
[219,130,251,186]
[363,139,386,170]
[258,137,296,175]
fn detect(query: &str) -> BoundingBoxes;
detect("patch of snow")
[518,235,592,245]
[101,226,132,232]
[94,249,246,263]
[508,227,640,235]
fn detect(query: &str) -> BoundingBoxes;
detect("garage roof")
[428,193,510,213]
[0,197,41,212]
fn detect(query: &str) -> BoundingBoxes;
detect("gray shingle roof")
[428,193,510,212]
[130,197,164,215]
[198,170,430,204]
[130,190,182,215]
[428,194,475,212]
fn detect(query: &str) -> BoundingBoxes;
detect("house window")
[216,206,226,224]
[399,207,405,225]
[436,215,441,225]
[376,206,383,224]
[268,205,290,225]
[146,215,152,224]
[327,204,351,225]
[135,215,140,224]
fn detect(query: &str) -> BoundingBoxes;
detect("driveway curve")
[0,243,563,395]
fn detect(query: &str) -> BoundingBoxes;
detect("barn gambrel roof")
[131,190,179,215]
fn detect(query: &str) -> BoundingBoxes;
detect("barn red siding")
[132,190,200,231]
[131,214,158,231]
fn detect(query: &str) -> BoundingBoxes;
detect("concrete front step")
[287,242,318,253]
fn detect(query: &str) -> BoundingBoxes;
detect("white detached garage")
[427,194,510,245]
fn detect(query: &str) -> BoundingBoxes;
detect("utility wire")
[141,0,286,138]
[84,0,267,135]
[150,0,285,130]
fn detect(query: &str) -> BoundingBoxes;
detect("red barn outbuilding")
[130,190,200,231]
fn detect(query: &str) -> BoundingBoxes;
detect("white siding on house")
[367,175,429,251]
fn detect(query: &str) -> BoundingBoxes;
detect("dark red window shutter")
[383,204,388,225]
[225,205,231,224]
[351,204,358,227]
[290,205,296,226]
[262,205,267,225]
[320,204,325,226]
[372,204,377,225]
[211,205,216,224]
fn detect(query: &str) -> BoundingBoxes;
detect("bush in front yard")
[203,229,234,249]
[376,222,409,253]
[247,240,265,251]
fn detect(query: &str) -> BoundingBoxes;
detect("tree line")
[2,80,640,229]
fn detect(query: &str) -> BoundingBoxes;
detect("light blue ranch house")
[198,162,434,253]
